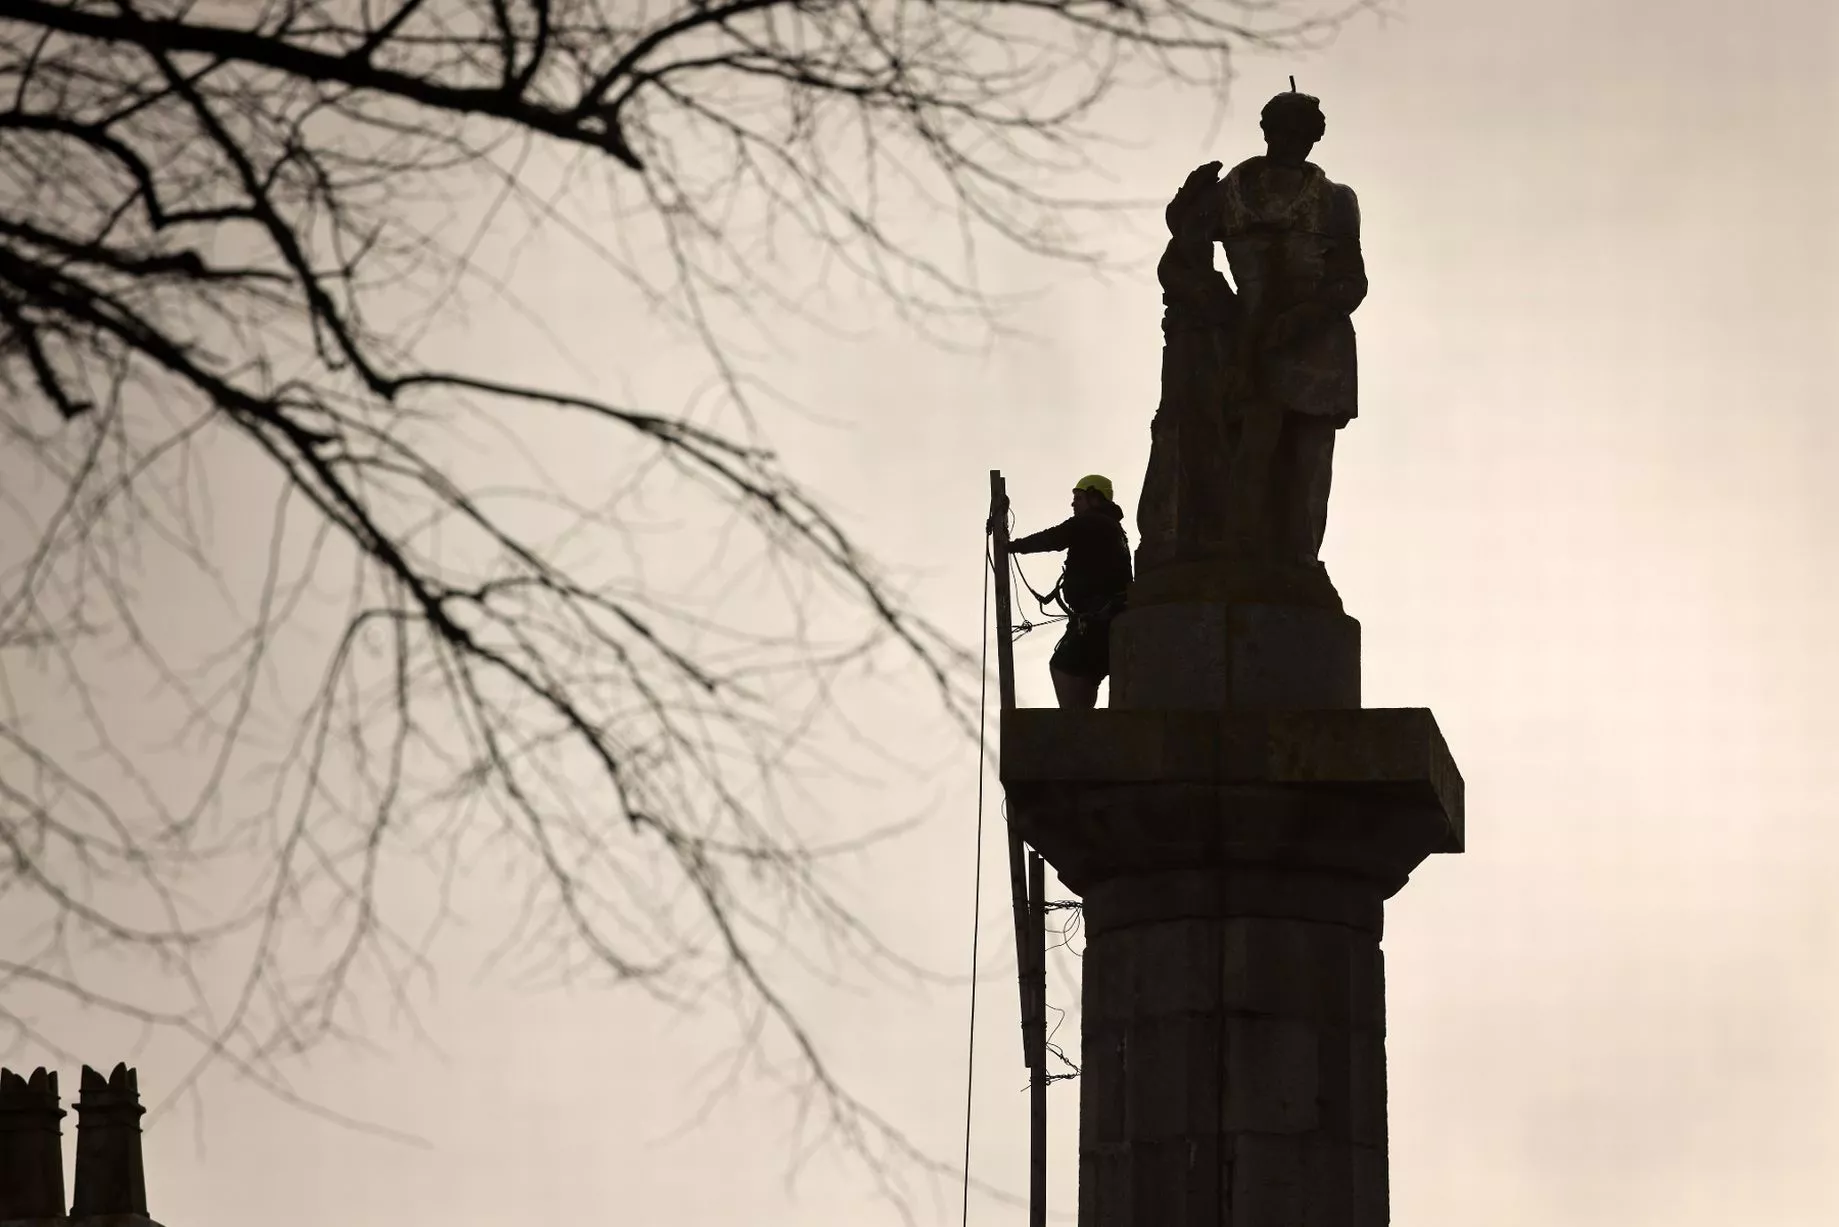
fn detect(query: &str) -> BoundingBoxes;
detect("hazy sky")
[11,1,1837,1225]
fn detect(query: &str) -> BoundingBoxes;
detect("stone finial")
[70,1063,147,1218]
[0,1065,68,1220]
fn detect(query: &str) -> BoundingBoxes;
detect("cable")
[1011,552,1064,614]
[959,539,994,1227]
[999,504,1066,638]
[1010,553,1067,631]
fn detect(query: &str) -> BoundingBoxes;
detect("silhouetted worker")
[1008,475,1133,709]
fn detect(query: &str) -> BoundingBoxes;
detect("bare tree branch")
[0,0,1373,1209]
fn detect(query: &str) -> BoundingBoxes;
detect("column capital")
[999,707,1462,897]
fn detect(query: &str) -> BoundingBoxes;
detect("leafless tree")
[0,0,1369,1198]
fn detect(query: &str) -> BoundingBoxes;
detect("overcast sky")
[11,0,1838,1225]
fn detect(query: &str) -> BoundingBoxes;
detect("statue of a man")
[1218,89,1367,563]
[1136,90,1367,586]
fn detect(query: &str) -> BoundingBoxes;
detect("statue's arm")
[1156,236,1231,305]
[1319,184,1368,318]
[1262,183,1365,351]
[1157,161,1236,313]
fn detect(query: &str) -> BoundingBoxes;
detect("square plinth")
[998,707,1463,897]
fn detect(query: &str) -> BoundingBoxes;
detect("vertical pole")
[1027,851,1048,1227]
[986,476,1017,714]
[989,471,1049,1227]
[988,471,1032,1057]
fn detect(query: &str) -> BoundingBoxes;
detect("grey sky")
[9,0,1836,1224]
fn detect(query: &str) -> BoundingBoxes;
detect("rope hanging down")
[958,544,993,1227]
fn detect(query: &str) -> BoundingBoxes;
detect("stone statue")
[1135,89,1366,609]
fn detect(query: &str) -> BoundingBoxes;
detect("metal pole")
[987,473,1018,717]
[1027,850,1048,1227]
[988,470,1048,1227]
[988,471,1033,1062]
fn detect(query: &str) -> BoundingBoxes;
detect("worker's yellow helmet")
[1073,474,1114,502]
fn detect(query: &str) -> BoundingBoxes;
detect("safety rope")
[1010,553,1066,621]
[959,542,994,1227]
[1008,554,1067,645]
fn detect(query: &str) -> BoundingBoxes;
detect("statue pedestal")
[1111,602,1359,711]
[999,708,1463,1227]
[1113,558,1359,711]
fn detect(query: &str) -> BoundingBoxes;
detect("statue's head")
[1259,91,1326,163]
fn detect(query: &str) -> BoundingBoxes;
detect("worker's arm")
[1009,517,1077,555]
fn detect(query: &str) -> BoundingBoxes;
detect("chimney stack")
[0,1066,67,1220]
[69,1063,148,1219]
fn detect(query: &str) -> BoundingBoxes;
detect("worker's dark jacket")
[1010,502,1132,615]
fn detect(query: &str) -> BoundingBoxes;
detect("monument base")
[999,706,1462,1227]
[1109,602,1360,712]
[1128,553,1345,613]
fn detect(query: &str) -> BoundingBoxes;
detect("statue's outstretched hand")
[1182,160,1223,191]
[1165,161,1223,239]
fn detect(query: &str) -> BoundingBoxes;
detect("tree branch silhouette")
[0,0,1370,1205]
